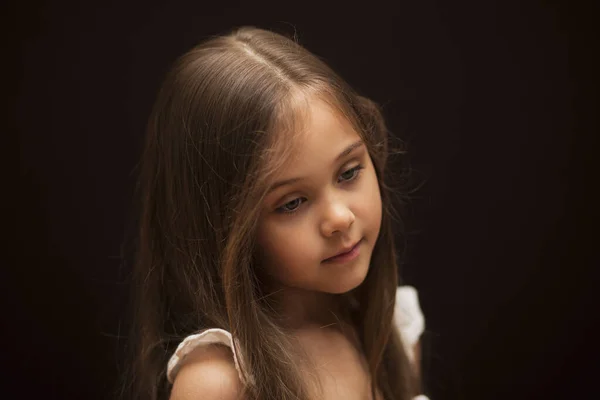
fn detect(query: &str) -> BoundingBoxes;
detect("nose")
[320,201,355,237]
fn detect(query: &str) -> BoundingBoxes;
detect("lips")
[323,239,363,262]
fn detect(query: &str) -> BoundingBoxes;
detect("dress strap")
[167,328,250,385]
[394,285,425,362]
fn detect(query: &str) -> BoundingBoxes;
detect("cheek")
[356,170,383,234]
[256,220,314,279]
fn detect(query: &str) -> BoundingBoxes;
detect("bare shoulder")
[169,344,244,400]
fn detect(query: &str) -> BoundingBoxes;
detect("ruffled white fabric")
[166,328,254,385]
[394,285,426,363]
[167,285,428,399]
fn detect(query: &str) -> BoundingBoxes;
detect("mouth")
[323,238,363,263]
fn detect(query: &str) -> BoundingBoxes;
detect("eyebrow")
[267,140,365,193]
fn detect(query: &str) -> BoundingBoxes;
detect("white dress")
[167,286,430,400]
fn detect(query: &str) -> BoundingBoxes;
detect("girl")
[123,26,428,400]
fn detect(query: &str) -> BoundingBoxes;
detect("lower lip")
[324,240,362,264]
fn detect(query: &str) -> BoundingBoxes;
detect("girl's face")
[256,98,382,295]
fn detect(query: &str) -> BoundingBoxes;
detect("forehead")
[273,97,362,168]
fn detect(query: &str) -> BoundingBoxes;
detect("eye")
[338,165,364,183]
[276,197,306,213]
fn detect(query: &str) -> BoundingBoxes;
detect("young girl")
[123,26,428,400]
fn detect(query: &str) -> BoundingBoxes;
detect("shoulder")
[169,344,244,400]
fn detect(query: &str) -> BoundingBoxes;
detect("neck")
[272,286,345,330]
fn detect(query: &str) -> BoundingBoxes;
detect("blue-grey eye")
[338,165,363,183]
[278,197,305,213]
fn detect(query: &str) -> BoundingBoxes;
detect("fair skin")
[170,98,420,399]
[255,97,382,329]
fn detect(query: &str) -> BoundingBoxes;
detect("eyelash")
[275,164,364,214]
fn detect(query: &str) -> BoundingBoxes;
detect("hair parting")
[118,25,418,400]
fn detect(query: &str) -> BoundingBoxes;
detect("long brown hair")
[120,26,418,400]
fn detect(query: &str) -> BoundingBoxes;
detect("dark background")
[10,1,597,399]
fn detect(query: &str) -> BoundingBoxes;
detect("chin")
[326,266,370,294]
